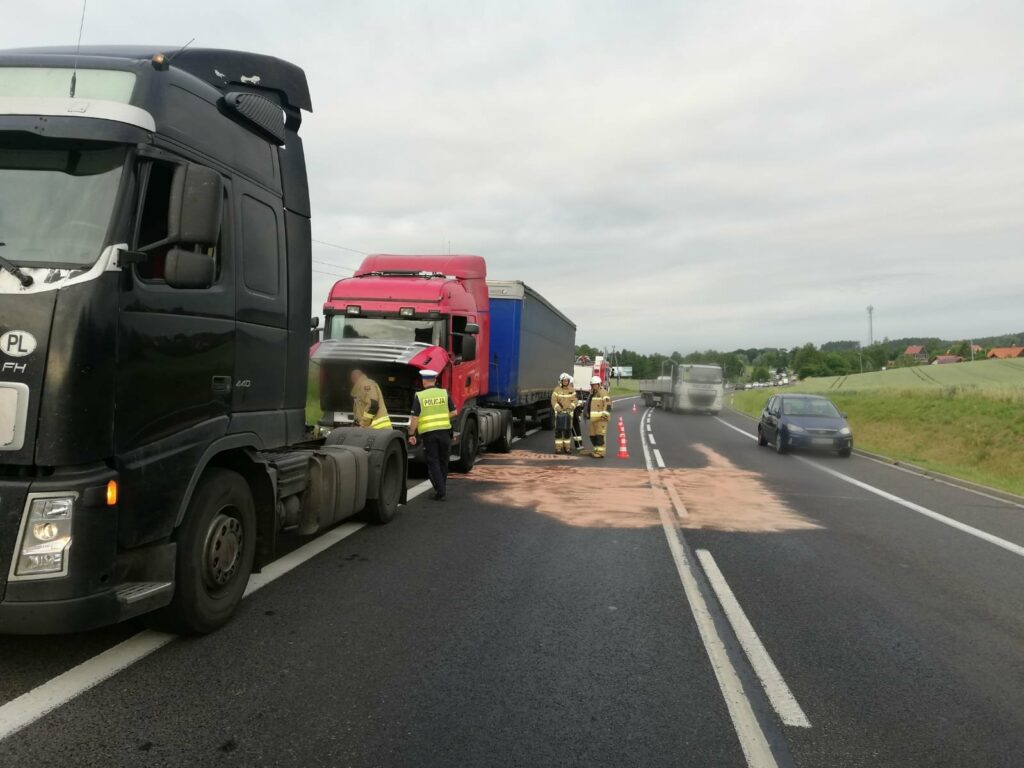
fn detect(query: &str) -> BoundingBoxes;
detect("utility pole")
[866,305,874,347]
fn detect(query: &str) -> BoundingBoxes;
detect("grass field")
[610,379,640,397]
[731,360,1024,496]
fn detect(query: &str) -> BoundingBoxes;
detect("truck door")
[231,180,288,436]
[450,315,481,404]
[116,155,235,545]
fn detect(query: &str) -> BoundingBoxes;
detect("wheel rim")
[203,510,244,591]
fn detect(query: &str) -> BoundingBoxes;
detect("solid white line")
[642,411,780,766]
[696,550,811,728]
[795,455,1024,559]
[0,518,368,742]
[0,630,174,740]
[712,416,1024,561]
[653,448,666,468]
[664,482,689,520]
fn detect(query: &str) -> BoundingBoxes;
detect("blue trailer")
[484,280,577,431]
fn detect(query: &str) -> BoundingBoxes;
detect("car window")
[765,396,775,414]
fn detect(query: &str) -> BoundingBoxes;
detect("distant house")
[971,344,983,354]
[932,355,962,365]
[904,345,928,362]
[987,346,1024,359]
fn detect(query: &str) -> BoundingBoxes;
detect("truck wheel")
[455,419,478,473]
[494,415,514,454]
[364,438,404,524]
[148,468,256,635]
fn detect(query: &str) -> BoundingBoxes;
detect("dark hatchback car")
[758,394,853,457]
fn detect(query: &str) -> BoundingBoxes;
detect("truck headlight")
[14,495,75,577]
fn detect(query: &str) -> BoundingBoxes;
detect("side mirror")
[311,316,321,330]
[168,163,223,246]
[165,247,215,289]
[464,322,480,335]
[461,335,477,363]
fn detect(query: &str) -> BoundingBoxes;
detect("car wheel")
[147,468,256,635]
[838,447,852,458]
[775,428,788,454]
[757,427,767,447]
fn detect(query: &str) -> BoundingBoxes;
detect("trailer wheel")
[364,439,404,524]
[454,419,478,473]
[148,468,256,635]
[494,415,514,453]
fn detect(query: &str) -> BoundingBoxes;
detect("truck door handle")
[211,376,232,395]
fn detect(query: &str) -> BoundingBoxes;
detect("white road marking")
[0,518,367,742]
[664,482,689,519]
[641,408,783,767]
[696,550,811,728]
[648,434,656,445]
[405,480,434,502]
[653,448,666,468]
[713,416,1024,560]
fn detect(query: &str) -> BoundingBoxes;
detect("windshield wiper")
[0,243,34,288]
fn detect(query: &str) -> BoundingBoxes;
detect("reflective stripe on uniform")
[370,414,393,429]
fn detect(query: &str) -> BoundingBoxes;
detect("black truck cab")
[0,46,406,634]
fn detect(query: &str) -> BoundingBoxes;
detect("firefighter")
[407,370,457,500]
[570,376,585,453]
[550,372,578,454]
[350,369,392,429]
[587,375,612,458]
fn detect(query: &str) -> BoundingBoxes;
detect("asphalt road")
[1,398,1023,767]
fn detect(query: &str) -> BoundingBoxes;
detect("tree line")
[578,331,1023,383]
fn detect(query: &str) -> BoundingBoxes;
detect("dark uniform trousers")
[422,430,452,496]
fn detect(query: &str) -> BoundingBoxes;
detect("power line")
[312,238,368,256]
[313,258,355,272]
[312,267,350,278]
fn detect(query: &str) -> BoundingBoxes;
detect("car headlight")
[787,423,805,433]
[14,495,75,577]
[839,426,851,435]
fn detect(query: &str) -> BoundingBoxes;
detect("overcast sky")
[3,1,1022,353]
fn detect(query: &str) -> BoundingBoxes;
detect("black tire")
[757,427,767,447]
[364,438,404,524]
[147,468,256,635]
[775,428,788,454]
[539,410,554,431]
[455,419,478,473]
[495,415,513,453]
[838,447,852,458]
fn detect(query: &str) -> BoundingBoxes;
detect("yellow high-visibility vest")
[415,388,452,434]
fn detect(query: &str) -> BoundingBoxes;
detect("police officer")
[407,370,457,500]
[586,375,612,458]
[350,369,392,430]
[550,372,578,454]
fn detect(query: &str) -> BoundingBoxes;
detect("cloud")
[3,0,1022,351]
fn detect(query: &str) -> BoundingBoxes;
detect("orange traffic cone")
[632,402,638,414]
[617,436,630,459]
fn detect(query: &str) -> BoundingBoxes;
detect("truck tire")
[540,409,554,431]
[363,438,404,524]
[148,468,256,635]
[454,418,478,473]
[494,414,513,454]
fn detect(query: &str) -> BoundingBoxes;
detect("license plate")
[812,437,833,446]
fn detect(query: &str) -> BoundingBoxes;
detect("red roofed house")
[904,345,928,362]
[987,346,1024,359]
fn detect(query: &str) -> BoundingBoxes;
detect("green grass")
[731,375,1024,496]
[610,379,640,397]
[797,358,1024,392]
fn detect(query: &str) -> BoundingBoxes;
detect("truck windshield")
[329,316,445,346]
[0,139,126,267]
[682,366,724,384]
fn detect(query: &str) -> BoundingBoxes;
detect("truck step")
[115,581,174,606]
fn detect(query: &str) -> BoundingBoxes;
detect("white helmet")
[591,375,602,385]
[559,372,570,382]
